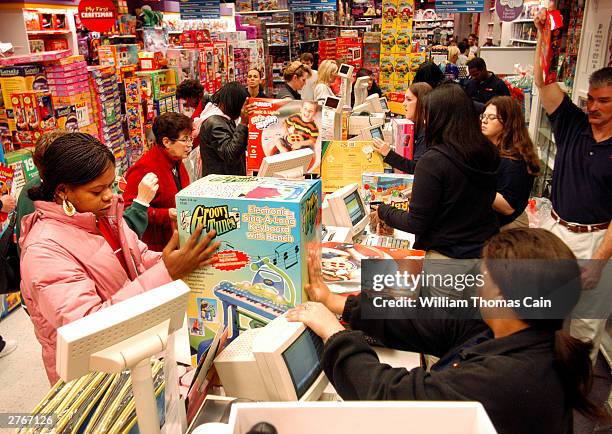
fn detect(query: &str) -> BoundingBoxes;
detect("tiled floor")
[0,307,49,414]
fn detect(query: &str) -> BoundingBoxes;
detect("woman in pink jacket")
[20,133,220,384]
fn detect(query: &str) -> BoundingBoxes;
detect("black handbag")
[0,212,21,294]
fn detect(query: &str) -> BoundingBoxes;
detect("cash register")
[322,183,411,249]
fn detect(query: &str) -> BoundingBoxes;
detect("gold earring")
[62,198,76,217]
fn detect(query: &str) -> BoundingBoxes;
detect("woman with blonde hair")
[481,96,540,229]
[313,60,338,102]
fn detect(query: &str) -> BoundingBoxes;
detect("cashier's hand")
[372,138,391,157]
[162,226,220,280]
[0,194,16,213]
[286,302,344,343]
[240,102,256,126]
[169,208,178,221]
[533,8,547,32]
[305,250,332,304]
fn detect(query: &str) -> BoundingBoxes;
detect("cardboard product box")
[11,91,55,133]
[391,118,414,160]
[540,10,564,85]
[361,172,414,210]
[320,140,384,193]
[176,175,321,351]
[29,39,45,53]
[45,38,69,52]
[54,105,79,132]
[5,149,38,197]
[0,65,48,130]
[0,118,12,154]
[166,48,200,83]
[247,98,323,175]
[0,292,22,321]
[213,41,229,90]
[98,44,139,68]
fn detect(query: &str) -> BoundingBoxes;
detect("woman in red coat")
[123,112,193,251]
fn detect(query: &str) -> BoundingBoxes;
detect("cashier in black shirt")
[480,96,539,230]
[464,57,510,109]
[275,61,311,100]
[287,228,602,434]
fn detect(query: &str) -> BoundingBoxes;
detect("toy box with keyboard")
[362,172,414,211]
[176,175,321,357]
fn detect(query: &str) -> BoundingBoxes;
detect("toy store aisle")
[0,307,48,414]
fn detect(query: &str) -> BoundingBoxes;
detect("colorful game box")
[176,175,321,352]
[540,9,564,85]
[320,140,384,193]
[361,172,414,210]
[247,98,323,175]
[391,118,414,161]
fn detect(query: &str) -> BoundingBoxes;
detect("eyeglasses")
[175,137,194,144]
[480,113,501,122]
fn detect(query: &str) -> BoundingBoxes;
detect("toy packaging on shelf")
[320,140,384,193]
[176,175,321,352]
[361,172,414,210]
[0,164,14,225]
[247,98,322,175]
[5,148,37,197]
[167,48,200,82]
[10,90,56,147]
[98,44,139,68]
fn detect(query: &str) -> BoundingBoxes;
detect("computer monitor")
[337,63,354,78]
[360,124,384,140]
[214,315,328,402]
[257,148,315,179]
[321,183,369,236]
[337,64,354,111]
[323,95,342,113]
[56,281,191,434]
[353,94,384,114]
[379,97,390,113]
[354,76,370,107]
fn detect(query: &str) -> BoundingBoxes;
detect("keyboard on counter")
[354,233,412,250]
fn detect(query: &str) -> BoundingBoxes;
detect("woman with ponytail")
[286,228,606,433]
[481,96,540,229]
[20,133,220,385]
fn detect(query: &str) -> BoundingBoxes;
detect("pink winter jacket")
[19,196,173,385]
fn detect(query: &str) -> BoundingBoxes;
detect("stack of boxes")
[166,48,201,83]
[45,55,96,137]
[123,76,147,163]
[88,65,130,173]
[135,69,179,118]
[0,64,49,151]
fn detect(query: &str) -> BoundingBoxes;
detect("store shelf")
[27,29,71,36]
[168,30,183,34]
[303,24,369,29]
[268,44,289,47]
[108,34,137,39]
[0,49,71,66]
[513,18,535,23]
[265,22,291,27]
[413,19,444,22]
[237,9,290,15]
[509,38,537,44]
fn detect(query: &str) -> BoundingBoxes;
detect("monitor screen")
[339,64,350,75]
[325,97,340,109]
[344,190,366,226]
[281,329,324,399]
[380,98,389,110]
[370,127,383,140]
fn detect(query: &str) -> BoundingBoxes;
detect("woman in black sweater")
[287,229,601,434]
[480,96,539,230]
[372,84,499,259]
[372,82,432,172]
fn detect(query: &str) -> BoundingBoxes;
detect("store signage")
[77,0,117,33]
[179,0,221,20]
[435,0,485,13]
[288,0,337,13]
[495,0,523,22]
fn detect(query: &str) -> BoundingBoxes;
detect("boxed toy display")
[540,9,564,85]
[391,118,414,161]
[5,148,37,197]
[247,98,322,175]
[320,140,384,193]
[176,175,321,353]
[361,172,414,210]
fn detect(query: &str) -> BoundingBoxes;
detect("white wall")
[572,0,612,103]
